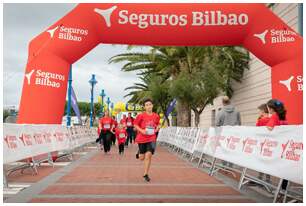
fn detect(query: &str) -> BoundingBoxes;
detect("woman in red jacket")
[115,123,127,155]
[134,98,160,182]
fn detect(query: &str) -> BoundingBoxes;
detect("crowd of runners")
[96,98,160,182]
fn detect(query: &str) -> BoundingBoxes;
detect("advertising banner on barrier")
[3,124,97,164]
[213,125,303,184]
[158,125,303,184]
[193,128,208,154]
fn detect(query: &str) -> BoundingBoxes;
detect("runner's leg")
[144,151,152,176]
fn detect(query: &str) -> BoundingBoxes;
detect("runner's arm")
[134,124,146,135]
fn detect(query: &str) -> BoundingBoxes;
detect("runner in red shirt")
[111,116,118,146]
[120,114,127,129]
[98,110,115,154]
[134,98,160,182]
[115,123,127,155]
[125,112,135,146]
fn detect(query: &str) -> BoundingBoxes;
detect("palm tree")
[123,73,172,125]
[109,46,249,127]
[124,75,150,103]
[109,46,191,126]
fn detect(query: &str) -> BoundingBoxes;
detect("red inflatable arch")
[17,3,303,124]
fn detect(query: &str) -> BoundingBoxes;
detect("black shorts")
[138,142,155,155]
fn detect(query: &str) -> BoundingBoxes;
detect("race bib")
[127,122,132,126]
[119,133,125,138]
[104,124,110,129]
[145,126,155,135]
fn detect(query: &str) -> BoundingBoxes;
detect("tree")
[64,101,91,116]
[109,46,249,127]
[124,73,173,125]
[3,110,10,122]
[109,46,190,126]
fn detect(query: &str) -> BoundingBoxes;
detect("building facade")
[192,4,301,128]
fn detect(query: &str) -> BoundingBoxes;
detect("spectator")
[255,103,271,184]
[126,112,135,145]
[215,96,241,168]
[216,96,241,126]
[256,104,270,126]
[266,99,288,191]
[266,99,288,131]
[111,116,118,146]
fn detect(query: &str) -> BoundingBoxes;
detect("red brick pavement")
[6,154,83,183]
[30,143,255,203]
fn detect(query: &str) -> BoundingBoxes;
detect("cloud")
[3,3,147,108]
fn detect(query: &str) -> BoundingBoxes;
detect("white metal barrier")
[3,124,97,188]
[157,125,303,203]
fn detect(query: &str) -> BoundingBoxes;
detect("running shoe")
[143,174,150,182]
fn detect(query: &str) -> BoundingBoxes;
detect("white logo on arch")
[25,69,35,85]
[254,29,268,44]
[94,6,117,27]
[279,76,294,92]
[47,26,59,38]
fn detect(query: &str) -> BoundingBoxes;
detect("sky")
[3,3,147,109]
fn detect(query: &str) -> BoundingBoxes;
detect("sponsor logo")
[226,136,240,150]
[198,133,209,146]
[260,139,278,157]
[47,25,89,42]
[33,133,44,144]
[43,132,52,143]
[94,6,117,27]
[279,76,294,91]
[19,134,33,146]
[281,140,303,161]
[254,29,297,45]
[254,30,268,44]
[25,69,65,89]
[118,10,248,29]
[95,6,249,29]
[4,135,18,149]
[54,132,65,142]
[279,75,303,92]
[242,138,257,154]
[25,69,35,85]
[47,26,59,38]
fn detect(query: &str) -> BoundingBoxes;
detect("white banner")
[158,125,303,185]
[3,124,97,164]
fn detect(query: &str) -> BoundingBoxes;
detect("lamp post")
[110,102,114,116]
[89,74,97,127]
[100,89,106,117]
[106,97,111,112]
[66,65,72,126]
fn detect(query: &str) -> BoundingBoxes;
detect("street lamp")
[66,65,72,126]
[110,102,114,116]
[89,74,97,127]
[100,89,106,117]
[106,97,111,112]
